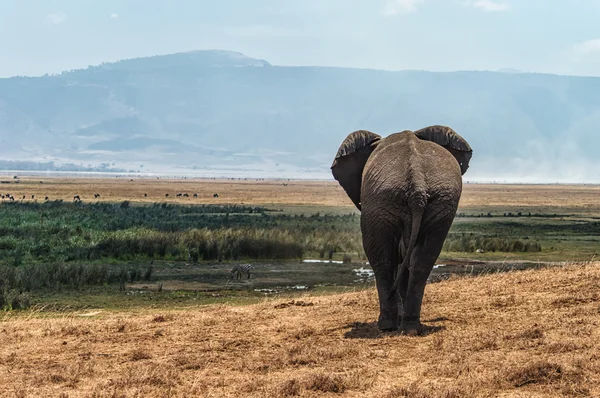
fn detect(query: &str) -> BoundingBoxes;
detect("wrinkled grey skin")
[331,126,473,335]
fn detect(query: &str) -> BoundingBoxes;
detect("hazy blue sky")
[2,0,600,77]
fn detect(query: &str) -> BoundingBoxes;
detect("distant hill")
[496,67,523,74]
[1,50,600,181]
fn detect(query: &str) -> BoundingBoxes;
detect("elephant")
[331,125,473,335]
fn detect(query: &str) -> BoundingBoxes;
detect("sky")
[2,0,600,78]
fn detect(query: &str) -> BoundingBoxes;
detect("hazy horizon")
[2,1,600,183]
[2,49,600,184]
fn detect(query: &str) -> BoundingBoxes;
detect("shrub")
[443,235,542,253]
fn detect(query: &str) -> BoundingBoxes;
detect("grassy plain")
[3,175,600,209]
[0,175,348,207]
[1,177,600,396]
[1,177,599,307]
[1,262,599,397]
[2,177,599,264]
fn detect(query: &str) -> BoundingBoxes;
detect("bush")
[443,234,542,253]
[0,202,363,264]
[0,262,155,298]
[0,289,30,311]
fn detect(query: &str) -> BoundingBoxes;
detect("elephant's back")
[362,131,462,207]
[366,130,461,178]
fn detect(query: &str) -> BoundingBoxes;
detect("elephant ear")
[331,130,382,211]
[414,125,473,175]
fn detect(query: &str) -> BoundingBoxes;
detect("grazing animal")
[94,193,100,198]
[213,193,219,198]
[22,195,26,200]
[144,193,147,197]
[165,193,169,197]
[31,195,35,199]
[193,193,198,198]
[331,125,473,334]
[9,195,14,201]
[45,196,49,201]
[229,264,254,280]
[183,193,189,197]
[176,193,183,197]
[73,195,81,202]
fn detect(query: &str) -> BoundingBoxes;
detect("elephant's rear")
[418,140,463,232]
[361,131,462,234]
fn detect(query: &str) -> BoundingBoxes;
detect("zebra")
[229,264,254,280]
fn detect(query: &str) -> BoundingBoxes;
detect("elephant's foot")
[402,325,421,336]
[400,316,423,336]
[377,314,399,332]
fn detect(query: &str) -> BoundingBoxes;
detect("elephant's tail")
[389,207,423,299]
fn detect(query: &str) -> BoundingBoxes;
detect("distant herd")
[1,191,223,202]
[0,176,291,203]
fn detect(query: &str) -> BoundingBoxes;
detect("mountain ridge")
[1,50,600,182]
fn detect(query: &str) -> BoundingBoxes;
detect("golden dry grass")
[2,262,599,397]
[0,176,346,207]
[3,175,600,210]
[458,184,600,210]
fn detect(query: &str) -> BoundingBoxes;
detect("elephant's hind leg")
[401,220,452,335]
[362,220,400,331]
[396,264,409,318]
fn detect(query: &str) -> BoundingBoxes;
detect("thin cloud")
[47,12,67,24]
[110,13,119,19]
[472,0,510,12]
[383,0,424,16]
[574,39,600,55]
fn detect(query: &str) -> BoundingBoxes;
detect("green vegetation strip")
[0,201,597,310]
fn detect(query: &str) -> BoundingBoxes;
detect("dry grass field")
[3,175,600,211]
[2,177,600,396]
[1,262,599,397]
[1,176,346,207]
